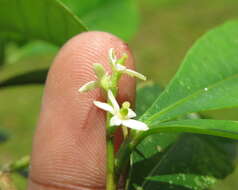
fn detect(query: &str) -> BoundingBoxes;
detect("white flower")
[93,90,149,131]
[109,48,147,81]
[78,80,98,93]
[79,63,110,92]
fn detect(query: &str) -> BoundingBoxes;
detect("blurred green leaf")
[0,41,57,87]
[0,44,55,87]
[0,40,6,66]
[60,0,139,41]
[0,69,48,87]
[0,0,87,46]
[1,156,30,173]
[5,41,57,64]
[0,128,8,144]
[140,20,238,124]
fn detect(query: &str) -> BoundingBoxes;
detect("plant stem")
[106,104,117,190]
[105,64,124,189]
[106,136,116,190]
[115,131,142,176]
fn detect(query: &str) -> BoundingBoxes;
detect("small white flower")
[79,63,110,92]
[78,80,98,93]
[94,90,149,131]
[109,48,147,81]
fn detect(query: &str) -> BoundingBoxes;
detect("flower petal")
[93,101,114,114]
[108,90,120,112]
[128,108,137,118]
[109,48,117,65]
[122,119,149,131]
[115,64,126,71]
[78,81,98,92]
[124,69,147,80]
[110,115,122,126]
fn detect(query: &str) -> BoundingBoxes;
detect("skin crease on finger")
[28,31,136,190]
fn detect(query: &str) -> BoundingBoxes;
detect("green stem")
[106,136,116,190]
[106,104,117,189]
[105,60,126,189]
[115,131,146,176]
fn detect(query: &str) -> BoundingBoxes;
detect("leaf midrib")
[145,73,238,124]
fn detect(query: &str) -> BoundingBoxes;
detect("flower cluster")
[79,48,148,131]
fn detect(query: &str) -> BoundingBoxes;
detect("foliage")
[126,21,238,189]
[129,83,238,189]
[1,0,238,190]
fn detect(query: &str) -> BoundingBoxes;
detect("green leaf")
[127,83,180,189]
[147,174,216,190]
[0,42,55,87]
[131,134,237,190]
[143,119,238,140]
[140,20,238,124]
[60,0,139,41]
[130,84,238,190]
[128,132,180,190]
[0,69,48,87]
[5,41,57,64]
[136,82,163,117]
[0,0,87,46]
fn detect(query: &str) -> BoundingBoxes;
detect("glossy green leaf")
[130,84,238,190]
[142,119,238,140]
[127,83,180,189]
[136,82,163,117]
[147,174,216,190]
[0,0,87,46]
[127,132,180,190]
[140,21,238,124]
[60,0,139,41]
[131,134,237,190]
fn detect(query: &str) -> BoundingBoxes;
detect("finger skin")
[28,31,136,190]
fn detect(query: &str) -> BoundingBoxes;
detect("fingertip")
[29,31,136,190]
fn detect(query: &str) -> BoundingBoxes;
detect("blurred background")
[1,0,238,189]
